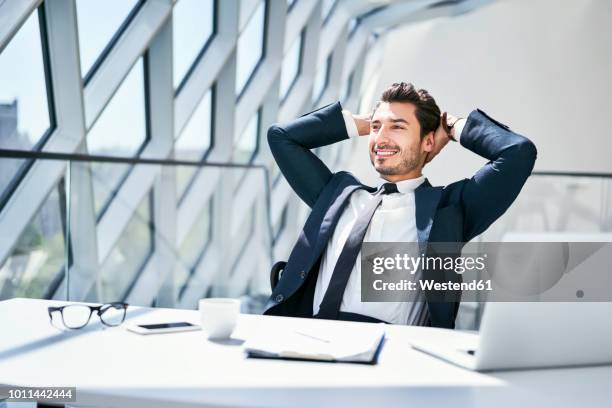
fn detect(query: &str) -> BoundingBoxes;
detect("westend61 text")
[373,279,493,291]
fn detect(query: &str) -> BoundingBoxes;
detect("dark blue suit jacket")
[263,102,537,328]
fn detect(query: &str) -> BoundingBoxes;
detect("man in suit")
[264,82,537,328]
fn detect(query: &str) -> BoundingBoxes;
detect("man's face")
[369,102,432,178]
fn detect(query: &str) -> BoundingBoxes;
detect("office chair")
[270,261,287,290]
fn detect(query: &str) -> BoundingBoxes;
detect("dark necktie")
[316,182,398,320]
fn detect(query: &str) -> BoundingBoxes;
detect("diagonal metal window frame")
[173,0,219,95]
[0,5,57,214]
[80,0,146,85]
[235,0,269,101]
[93,53,153,222]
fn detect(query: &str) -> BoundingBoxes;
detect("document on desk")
[243,318,386,364]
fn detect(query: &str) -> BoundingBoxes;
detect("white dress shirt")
[312,111,466,325]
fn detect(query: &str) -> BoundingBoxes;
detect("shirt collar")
[376,175,426,194]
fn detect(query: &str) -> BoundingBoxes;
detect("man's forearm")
[272,102,350,150]
[268,102,350,208]
[459,109,537,241]
[459,110,535,162]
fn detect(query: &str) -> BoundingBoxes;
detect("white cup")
[199,298,240,339]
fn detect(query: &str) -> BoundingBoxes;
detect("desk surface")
[1,298,610,408]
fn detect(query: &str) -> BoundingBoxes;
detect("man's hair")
[373,82,441,138]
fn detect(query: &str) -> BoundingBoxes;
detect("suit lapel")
[313,178,442,264]
[309,183,365,269]
[268,178,365,307]
[307,178,441,274]
[316,178,442,256]
[415,179,443,253]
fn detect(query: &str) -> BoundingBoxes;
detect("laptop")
[410,302,612,371]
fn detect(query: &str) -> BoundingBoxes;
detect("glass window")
[175,88,213,199]
[76,0,142,78]
[234,110,260,163]
[172,0,215,90]
[321,0,338,23]
[99,191,153,301]
[230,202,256,272]
[0,179,66,300]
[176,197,213,297]
[235,0,266,96]
[279,31,303,101]
[272,204,288,245]
[312,55,331,105]
[0,9,53,206]
[87,58,148,217]
[271,160,282,186]
[340,71,354,103]
[348,18,359,37]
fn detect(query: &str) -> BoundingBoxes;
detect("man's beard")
[371,146,421,176]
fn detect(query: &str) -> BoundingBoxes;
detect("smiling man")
[264,82,537,328]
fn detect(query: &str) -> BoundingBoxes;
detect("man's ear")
[422,131,435,153]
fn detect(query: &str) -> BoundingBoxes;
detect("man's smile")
[374,148,399,158]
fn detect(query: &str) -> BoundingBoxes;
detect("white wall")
[346,0,612,187]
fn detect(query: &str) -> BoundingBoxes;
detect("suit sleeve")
[459,109,537,241]
[267,102,350,208]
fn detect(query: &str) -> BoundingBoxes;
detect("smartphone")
[126,322,200,335]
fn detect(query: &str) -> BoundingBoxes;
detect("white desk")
[0,298,610,408]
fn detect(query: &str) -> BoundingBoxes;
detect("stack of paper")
[243,318,386,364]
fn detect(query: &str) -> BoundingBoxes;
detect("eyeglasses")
[48,303,128,329]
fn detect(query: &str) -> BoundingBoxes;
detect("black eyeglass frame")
[47,302,129,329]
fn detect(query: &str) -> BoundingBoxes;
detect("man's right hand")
[424,112,452,165]
[352,114,371,136]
